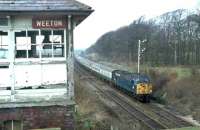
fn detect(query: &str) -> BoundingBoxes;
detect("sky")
[74,0,200,50]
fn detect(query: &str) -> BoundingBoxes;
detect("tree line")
[86,9,200,66]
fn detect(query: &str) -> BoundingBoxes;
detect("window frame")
[2,120,23,130]
[14,29,66,62]
[0,30,9,60]
[0,16,10,27]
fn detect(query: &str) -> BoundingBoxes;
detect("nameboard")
[32,16,67,29]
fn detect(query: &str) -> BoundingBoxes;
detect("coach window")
[0,31,8,59]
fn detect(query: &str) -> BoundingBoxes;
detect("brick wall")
[0,105,75,130]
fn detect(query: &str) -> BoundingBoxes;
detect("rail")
[75,60,194,130]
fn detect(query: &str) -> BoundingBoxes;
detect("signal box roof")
[0,0,93,15]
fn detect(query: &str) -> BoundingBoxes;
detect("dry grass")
[74,73,146,130]
[74,74,113,130]
[148,68,200,121]
[140,67,200,121]
[165,75,200,119]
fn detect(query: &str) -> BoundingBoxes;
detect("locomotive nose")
[136,83,152,94]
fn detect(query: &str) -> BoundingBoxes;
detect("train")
[76,55,153,102]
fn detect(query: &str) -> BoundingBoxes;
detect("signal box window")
[41,30,64,58]
[15,30,65,59]
[0,18,8,26]
[15,31,28,58]
[0,31,8,59]
[28,31,40,58]
[3,120,23,130]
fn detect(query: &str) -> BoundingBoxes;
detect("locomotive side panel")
[112,70,135,93]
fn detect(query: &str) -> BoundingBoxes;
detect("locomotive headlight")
[136,83,152,94]
[149,84,153,93]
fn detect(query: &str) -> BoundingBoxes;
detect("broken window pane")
[15,31,28,58]
[0,18,8,26]
[53,44,64,57]
[28,30,39,58]
[41,30,52,58]
[4,120,22,130]
[0,31,8,59]
[52,30,64,57]
[14,29,65,59]
[52,30,64,43]
[42,44,53,58]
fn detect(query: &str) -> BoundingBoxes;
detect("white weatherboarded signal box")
[0,0,93,130]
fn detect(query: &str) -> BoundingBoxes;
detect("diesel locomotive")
[76,56,153,102]
[112,70,152,102]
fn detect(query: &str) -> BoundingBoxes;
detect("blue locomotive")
[76,56,153,103]
[112,70,152,102]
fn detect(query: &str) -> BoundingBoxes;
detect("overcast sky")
[74,0,200,50]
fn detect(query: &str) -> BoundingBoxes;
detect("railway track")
[108,86,194,129]
[148,104,193,128]
[94,86,167,130]
[105,80,194,128]
[75,61,194,130]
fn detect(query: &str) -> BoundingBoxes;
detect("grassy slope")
[74,74,115,130]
